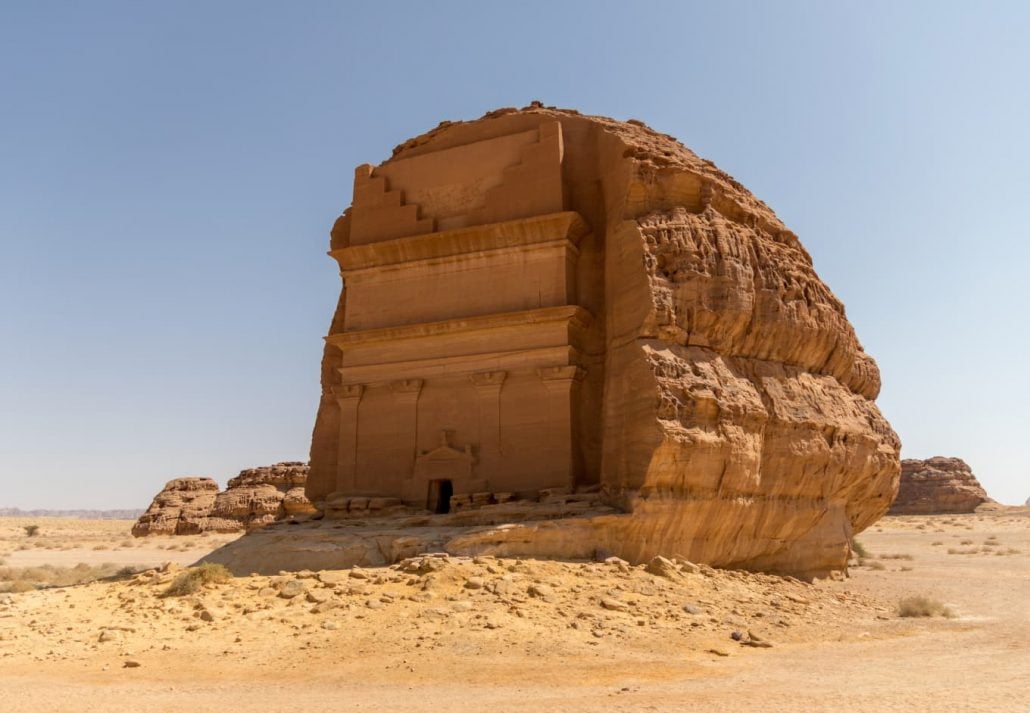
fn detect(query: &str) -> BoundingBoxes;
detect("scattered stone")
[306,589,332,604]
[600,597,629,612]
[311,600,341,614]
[278,580,306,599]
[645,556,681,579]
[317,571,348,585]
[527,583,556,602]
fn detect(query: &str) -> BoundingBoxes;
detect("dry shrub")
[23,525,39,537]
[879,553,914,560]
[0,562,134,591]
[898,596,954,618]
[960,539,974,545]
[161,563,231,598]
[1,580,36,593]
[850,539,871,559]
[931,541,943,546]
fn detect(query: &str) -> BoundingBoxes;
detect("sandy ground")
[0,510,1027,712]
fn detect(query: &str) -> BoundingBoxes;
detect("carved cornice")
[327,305,592,349]
[329,211,589,273]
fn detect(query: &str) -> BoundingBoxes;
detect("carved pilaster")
[470,371,507,462]
[536,366,585,487]
[390,378,424,475]
[331,383,364,493]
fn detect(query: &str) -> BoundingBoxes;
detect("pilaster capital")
[331,383,365,403]
[469,370,507,390]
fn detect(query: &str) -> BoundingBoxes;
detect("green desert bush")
[161,563,231,597]
[898,595,954,618]
[23,525,39,537]
[850,539,871,559]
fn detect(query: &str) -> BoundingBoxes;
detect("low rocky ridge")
[133,463,314,537]
[888,457,992,515]
[0,554,886,668]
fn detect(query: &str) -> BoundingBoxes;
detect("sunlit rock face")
[889,457,990,515]
[307,105,900,577]
[133,463,313,536]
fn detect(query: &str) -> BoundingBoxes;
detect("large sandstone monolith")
[133,463,314,536]
[306,105,901,577]
[888,457,991,515]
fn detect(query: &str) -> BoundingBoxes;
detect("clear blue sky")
[1,1,1027,508]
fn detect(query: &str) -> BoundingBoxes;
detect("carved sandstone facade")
[306,106,900,576]
[309,120,602,513]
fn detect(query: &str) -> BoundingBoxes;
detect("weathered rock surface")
[208,462,316,531]
[888,457,991,515]
[307,105,900,577]
[133,463,314,536]
[131,478,219,536]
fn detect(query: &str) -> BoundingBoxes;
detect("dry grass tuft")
[0,562,140,592]
[850,539,871,559]
[898,595,954,618]
[161,563,232,597]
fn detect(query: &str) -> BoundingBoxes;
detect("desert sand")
[1,510,1027,712]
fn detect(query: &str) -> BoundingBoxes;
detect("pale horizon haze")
[1,1,1028,509]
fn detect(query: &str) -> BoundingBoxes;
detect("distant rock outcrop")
[888,457,991,515]
[131,478,220,536]
[132,463,313,536]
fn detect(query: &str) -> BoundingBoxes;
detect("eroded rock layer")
[308,105,901,577]
[133,463,314,536]
[888,457,990,515]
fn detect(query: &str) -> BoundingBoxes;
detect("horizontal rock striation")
[888,457,991,515]
[133,463,314,536]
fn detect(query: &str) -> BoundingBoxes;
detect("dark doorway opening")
[427,479,453,514]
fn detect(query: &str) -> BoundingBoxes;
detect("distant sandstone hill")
[132,462,315,536]
[306,105,901,578]
[888,457,992,515]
